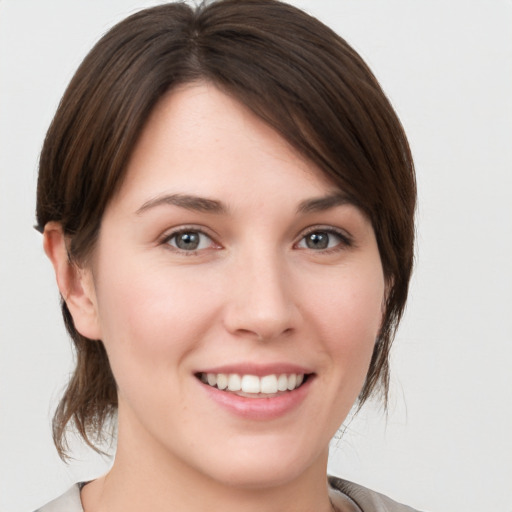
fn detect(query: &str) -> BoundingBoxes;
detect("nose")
[222,250,298,342]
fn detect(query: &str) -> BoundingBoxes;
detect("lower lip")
[198,377,313,420]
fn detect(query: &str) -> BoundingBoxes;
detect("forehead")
[112,82,341,212]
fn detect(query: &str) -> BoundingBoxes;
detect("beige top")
[328,477,423,511]
[34,477,423,512]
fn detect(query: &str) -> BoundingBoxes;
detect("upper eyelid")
[298,225,352,241]
[160,225,218,242]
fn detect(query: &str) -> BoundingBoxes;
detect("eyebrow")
[297,193,355,213]
[136,193,227,215]
[136,192,354,216]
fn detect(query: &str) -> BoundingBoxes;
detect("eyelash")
[160,225,353,255]
[161,226,218,255]
[295,226,353,253]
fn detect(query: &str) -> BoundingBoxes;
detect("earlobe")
[43,222,102,340]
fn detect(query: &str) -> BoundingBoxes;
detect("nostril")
[249,327,294,343]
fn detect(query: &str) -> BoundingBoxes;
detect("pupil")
[177,232,199,250]
[306,232,328,249]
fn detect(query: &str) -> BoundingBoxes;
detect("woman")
[35,1,417,511]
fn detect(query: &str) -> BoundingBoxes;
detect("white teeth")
[216,373,228,390]
[260,375,278,394]
[201,372,306,394]
[227,374,242,391]
[287,373,297,391]
[277,374,288,392]
[241,375,260,393]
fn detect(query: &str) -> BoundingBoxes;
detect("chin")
[208,463,307,491]
[192,438,327,491]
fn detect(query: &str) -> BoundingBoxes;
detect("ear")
[43,222,102,340]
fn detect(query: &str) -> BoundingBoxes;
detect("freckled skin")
[74,83,386,511]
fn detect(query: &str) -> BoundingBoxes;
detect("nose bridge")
[224,243,296,340]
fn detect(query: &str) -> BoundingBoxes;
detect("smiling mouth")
[196,372,310,397]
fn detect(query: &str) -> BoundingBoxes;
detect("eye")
[296,228,350,251]
[164,229,215,252]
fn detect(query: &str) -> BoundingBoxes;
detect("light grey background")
[1,1,511,511]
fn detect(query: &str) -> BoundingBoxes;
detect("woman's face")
[80,83,386,488]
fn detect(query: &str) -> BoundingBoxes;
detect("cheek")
[308,267,384,343]
[92,259,221,384]
[303,264,385,388]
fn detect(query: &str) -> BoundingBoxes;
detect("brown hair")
[36,0,416,458]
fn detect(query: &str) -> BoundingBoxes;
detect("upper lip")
[195,363,314,377]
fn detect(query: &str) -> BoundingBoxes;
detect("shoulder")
[33,483,84,512]
[328,475,425,512]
